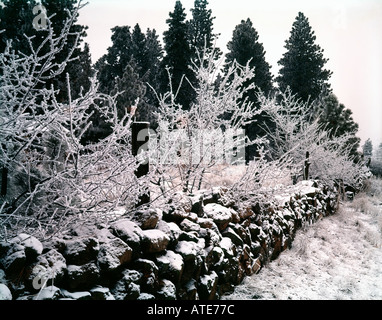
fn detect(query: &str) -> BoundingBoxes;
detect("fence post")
[303,151,310,180]
[132,122,150,207]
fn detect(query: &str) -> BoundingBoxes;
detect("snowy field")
[223,178,382,300]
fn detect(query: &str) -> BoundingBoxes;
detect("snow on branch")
[260,89,368,189]
[148,47,277,195]
[0,3,148,240]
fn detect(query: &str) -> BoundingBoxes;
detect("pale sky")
[78,0,382,148]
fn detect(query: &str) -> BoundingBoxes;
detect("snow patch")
[0,284,12,300]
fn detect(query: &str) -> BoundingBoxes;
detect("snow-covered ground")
[223,178,382,300]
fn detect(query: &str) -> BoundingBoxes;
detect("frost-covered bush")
[149,49,276,195]
[0,3,148,239]
[260,90,367,190]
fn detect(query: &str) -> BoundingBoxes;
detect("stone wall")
[0,180,339,300]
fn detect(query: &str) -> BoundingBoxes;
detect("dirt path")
[223,181,382,300]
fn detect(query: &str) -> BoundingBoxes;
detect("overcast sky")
[78,0,382,148]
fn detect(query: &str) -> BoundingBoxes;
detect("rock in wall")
[0,180,339,300]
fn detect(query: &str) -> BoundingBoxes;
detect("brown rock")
[141,230,170,254]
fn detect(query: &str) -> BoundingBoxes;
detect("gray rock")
[204,203,234,231]
[205,228,222,247]
[0,269,6,284]
[157,220,181,246]
[97,238,132,272]
[197,217,214,229]
[222,227,244,247]
[137,293,156,300]
[121,269,143,284]
[162,208,190,223]
[35,285,62,300]
[175,241,200,261]
[64,237,99,265]
[190,193,204,217]
[66,262,100,291]
[156,250,184,285]
[1,248,26,275]
[131,209,160,230]
[181,279,198,300]
[93,228,117,244]
[134,259,159,294]
[248,223,267,243]
[110,219,144,254]
[90,286,115,300]
[10,234,43,260]
[112,269,142,300]
[219,237,235,259]
[61,289,92,300]
[198,271,218,300]
[157,279,176,300]
[180,219,201,233]
[0,283,12,300]
[175,240,205,283]
[141,230,170,254]
[207,246,224,267]
[179,231,199,243]
[125,282,141,300]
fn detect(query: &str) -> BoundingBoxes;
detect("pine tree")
[110,60,149,121]
[41,0,91,101]
[132,25,163,95]
[131,24,147,75]
[161,1,196,110]
[314,92,361,161]
[188,0,221,65]
[68,43,94,99]
[95,26,133,94]
[143,28,163,124]
[0,0,91,101]
[224,18,274,162]
[225,18,273,96]
[94,24,162,128]
[376,143,382,161]
[277,12,332,103]
[363,139,373,158]
[0,0,38,54]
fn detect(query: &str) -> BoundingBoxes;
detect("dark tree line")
[0,1,361,161]
[0,0,94,102]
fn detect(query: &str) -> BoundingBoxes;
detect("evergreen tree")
[314,92,361,161]
[110,60,149,121]
[95,24,162,125]
[188,0,221,65]
[161,1,196,110]
[143,28,164,85]
[0,0,92,102]
[376,143,382,161]
[95,26,133,94]
[277,12,332,103]
[62,42,94,100]
[225,18,273,96]
[0,0,38,54]
[143,28,164,124]
[224,18,274,162]
[132,25,164,98]
[363,138,373,159]
[41,0,91,101]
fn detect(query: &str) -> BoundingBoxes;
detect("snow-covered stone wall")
[0,181,339,300]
